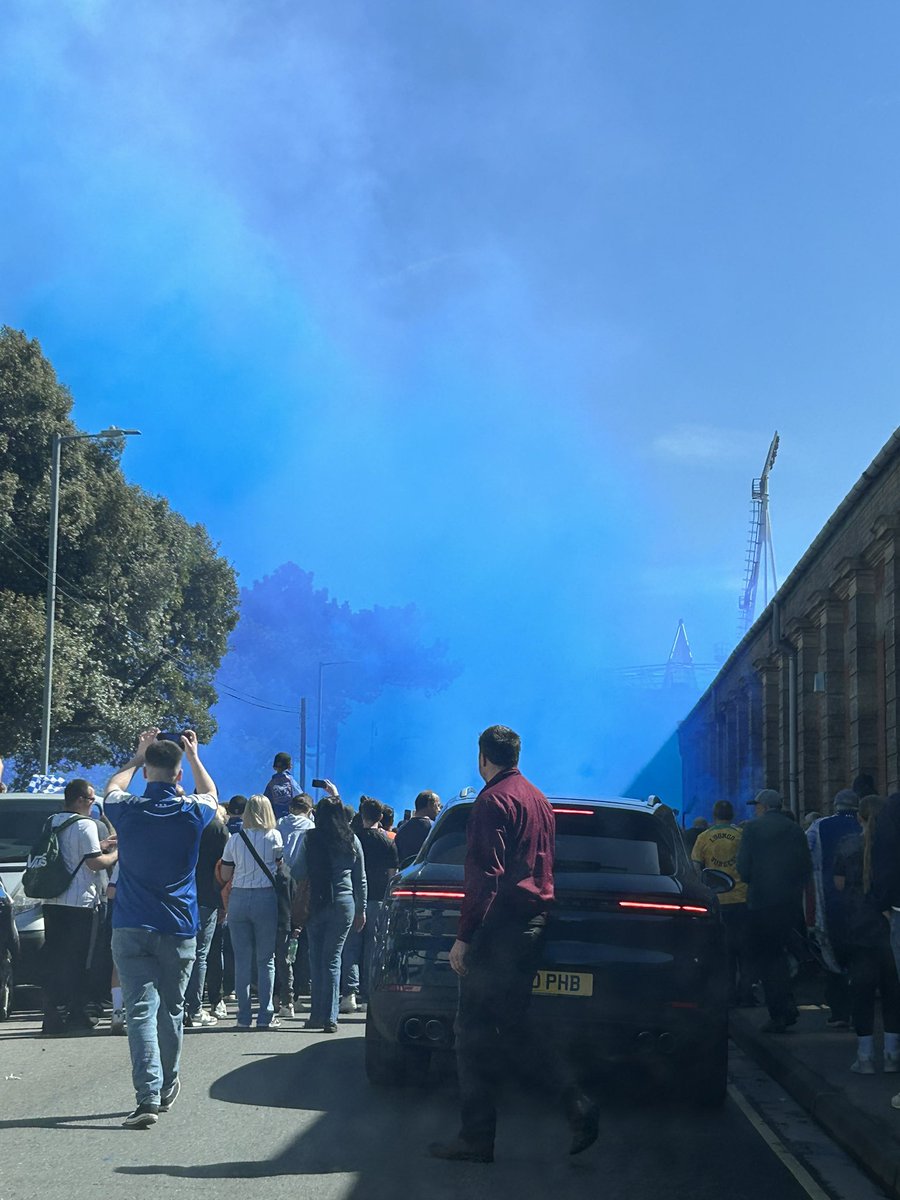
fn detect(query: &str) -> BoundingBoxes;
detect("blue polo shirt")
[105,783,218,937]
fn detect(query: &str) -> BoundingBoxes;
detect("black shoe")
[784,1007,799,1027]
[39,1022,68,1037]
[122,1103,160,1129]
[761,1018,788,1034]
[567,1095,600,1156]
[323,1022,338,1033]
[428,1139,494,1164]
[826,1016,850,1030]
[159,1078,181,1112]
[66,1010,99,1032]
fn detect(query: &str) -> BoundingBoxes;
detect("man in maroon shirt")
[429,725,599,1164]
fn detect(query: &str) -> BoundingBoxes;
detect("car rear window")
[423,803,676,876]
[0,800,63,863]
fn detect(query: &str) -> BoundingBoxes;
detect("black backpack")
[22,815,87,899]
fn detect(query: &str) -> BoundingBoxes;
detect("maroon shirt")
[457,768,556,944]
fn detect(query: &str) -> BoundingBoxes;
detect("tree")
[0,327,239,779]
[207,563,458,788]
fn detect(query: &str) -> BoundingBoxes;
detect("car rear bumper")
[369,983,724,1061]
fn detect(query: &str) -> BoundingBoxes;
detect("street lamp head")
[97,427,141,439]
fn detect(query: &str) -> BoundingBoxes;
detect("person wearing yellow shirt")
[692,800,754,1006]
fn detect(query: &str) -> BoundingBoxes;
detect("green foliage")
[0,327,239,779]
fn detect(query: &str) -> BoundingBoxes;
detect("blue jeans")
[308,897,354,1027]
[112,927,197,1107]
[183,904,219,1017]
[341,901,381,1002]
[228,887,277,1027]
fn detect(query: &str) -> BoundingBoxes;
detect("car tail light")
[618,900,711,916]
[391,887,466,901]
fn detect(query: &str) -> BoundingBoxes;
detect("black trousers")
[293,928,311,997]
[719,903,754,1003]
[824,959,852,1024]
[847,942,900,1037]
[41,905,97,1021]
[748,904,797,1023]
[455,913,577,1148]
[206,921,234,1005]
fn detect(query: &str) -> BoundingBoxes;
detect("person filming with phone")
[104,728,218,1129]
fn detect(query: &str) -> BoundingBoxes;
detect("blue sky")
[4,2,900,803]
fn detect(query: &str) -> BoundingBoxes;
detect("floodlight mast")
[738,432,780,634]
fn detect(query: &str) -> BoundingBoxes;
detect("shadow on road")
[0,1111,127,1132]
[111,1035,753,1200]
[113,1037,609,1195]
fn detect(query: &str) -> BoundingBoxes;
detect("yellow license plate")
[532,970,594,997]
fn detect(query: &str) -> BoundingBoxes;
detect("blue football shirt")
[106,782,218,937]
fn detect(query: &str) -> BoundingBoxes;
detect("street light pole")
[314,660,352,787]
[39,427,141,774]
[38,434,62,775]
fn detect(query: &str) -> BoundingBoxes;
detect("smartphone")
[311,778,329,790]
[157,731,185,743]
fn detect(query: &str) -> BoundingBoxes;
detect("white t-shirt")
[222,828,283,889]
[42,813,103,909]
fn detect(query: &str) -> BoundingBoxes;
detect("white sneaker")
[339,993,358,1014]
[110,1009,126,1035]
[193,1009,218,1027]
[851,1056,876,1074]
[213,1001,228,1019]
[279,1003,295,1019]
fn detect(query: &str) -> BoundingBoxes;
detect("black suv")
[365,796,730,1104]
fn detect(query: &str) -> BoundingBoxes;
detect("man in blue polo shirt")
[105,728,218,1129]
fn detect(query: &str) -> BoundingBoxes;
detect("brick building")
[679,428,900,820]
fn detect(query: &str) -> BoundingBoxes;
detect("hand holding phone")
[312,778,339,798]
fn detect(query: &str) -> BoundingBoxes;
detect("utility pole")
[299,697,307,790]
[315,660,353,787]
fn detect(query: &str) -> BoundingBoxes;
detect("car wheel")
[0,954,13,1021]
[682,1026,728,1107]
[365,1007,430,1088]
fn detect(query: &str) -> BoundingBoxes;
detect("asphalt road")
[0,997,888,1200]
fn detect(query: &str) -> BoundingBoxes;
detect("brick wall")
[678,430,900,819]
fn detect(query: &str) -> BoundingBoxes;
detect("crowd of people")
[28,733,442,1129]
[21,721,599,1164]
[29,721,900,1153]
[688,773,900,1109]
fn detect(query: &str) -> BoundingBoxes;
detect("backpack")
[22,814,87,899]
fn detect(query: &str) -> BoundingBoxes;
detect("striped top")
[222,828,284,889]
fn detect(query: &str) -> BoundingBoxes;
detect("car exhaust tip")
[657,1032,675,1055]
[424,1019,447,1043]
[403,1017,423,1040]
[636,1031,654,1052]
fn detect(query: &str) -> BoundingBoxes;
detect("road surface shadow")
[112,1037,741,1199]
[0,1111,127,1132]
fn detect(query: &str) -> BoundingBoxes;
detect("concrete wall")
[678,429,900,820]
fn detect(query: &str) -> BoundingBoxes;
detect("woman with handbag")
[219,794,284,1029]
[291,790,366,1033]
